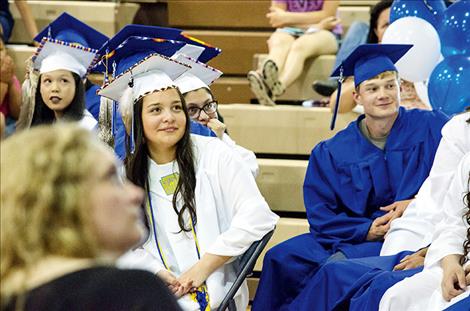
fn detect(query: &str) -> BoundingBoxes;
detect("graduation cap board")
[173,54,223,94]
[329,44,413,130]
[32,12,108,77]
[94,24,221,74]
[95,36,194,76]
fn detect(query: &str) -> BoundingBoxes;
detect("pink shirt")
[274,0,324,12]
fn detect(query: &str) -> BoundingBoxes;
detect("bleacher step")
[219,104,357,155]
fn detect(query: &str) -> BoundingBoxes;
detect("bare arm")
[177,253,231,293]
[7,77,21,119]
[0,82,8,104]
[14,0,39,41]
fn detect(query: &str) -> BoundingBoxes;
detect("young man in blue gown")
[252,44,449,311]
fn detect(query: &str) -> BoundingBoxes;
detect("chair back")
[216,228,275,311]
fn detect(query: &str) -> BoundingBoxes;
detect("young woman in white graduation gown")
[379,152,470,311]
[98,53,279,311]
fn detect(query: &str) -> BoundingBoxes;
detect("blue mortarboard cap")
[94,24,221,74]
[329,44,412,130]
[331,44,413,86]
[97,36,191,75]
[34,12,108,49]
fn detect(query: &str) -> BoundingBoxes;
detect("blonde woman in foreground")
[1,124,182,311]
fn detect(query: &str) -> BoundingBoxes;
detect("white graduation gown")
[78,109,98,131]
[379,152,470,311]
[381,112,470,256]
[118,134,278,310]
[221,133,259,177]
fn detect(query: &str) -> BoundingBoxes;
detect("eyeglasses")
[187,100,218,119]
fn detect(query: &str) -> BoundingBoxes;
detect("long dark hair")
[461,173,470,265]
[367,0,393,44]
[31,72,85,126]
[125,87,197,232]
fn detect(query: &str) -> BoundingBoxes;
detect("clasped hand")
[366,199,412,241]
[157,263,210,298]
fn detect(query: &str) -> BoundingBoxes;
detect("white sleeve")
[424,152,470,267]
[206,145,279,256]
[116,247,165,274]
[221,133,259,178]
[427,113,470,179]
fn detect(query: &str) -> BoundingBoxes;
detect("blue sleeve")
[304,144,372,245]
[85,84,101,120]
[190,120,216,137]
[113,112,127,160]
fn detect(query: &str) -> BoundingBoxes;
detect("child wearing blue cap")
[252,43,449,311]
[173,54,259,177]
[98,39,278,310]
[16,13,107,131]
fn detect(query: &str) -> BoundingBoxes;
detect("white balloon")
[382,17,441,82]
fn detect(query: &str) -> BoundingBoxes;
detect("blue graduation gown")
[252,108,448,311]
[287,251,420,311]
[443,297,470,311]
[85,83,101,120]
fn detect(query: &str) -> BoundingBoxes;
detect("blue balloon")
[425,0,447,15]
[437,0,470,57]
[390,0,439,29]
[428,55,470,116]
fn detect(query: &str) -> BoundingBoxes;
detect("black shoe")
[312,79,338,97]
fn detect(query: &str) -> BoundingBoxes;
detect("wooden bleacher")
[219,104,356,155]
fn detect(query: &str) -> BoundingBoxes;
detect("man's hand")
[366,212,395,241]
[207,119,226,139]
[394,247,428,271]
[267,7,290,28]
[441,254,467,301]
[380,199,412,221]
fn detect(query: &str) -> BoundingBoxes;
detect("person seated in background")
[0,0,38,44]
[0,33,20,138]
[248,0,340,106]
[0,124,182,311]
[313,0,429,112]
[312,0,392,97]
[174,54,259,177]
[252,43,449,311]
[17,13,108,131]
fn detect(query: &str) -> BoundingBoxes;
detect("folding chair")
[217,228,275,311]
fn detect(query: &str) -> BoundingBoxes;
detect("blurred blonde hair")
[1,124,105,299]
